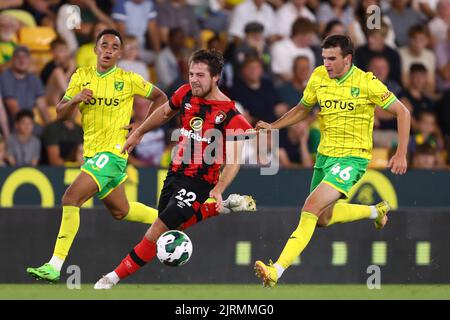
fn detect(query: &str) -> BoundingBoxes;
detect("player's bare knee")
[62,191,82,207]
[316,215,330,228]
[110,208,128,220]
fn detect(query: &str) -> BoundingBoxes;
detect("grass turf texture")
[0,284,449,300]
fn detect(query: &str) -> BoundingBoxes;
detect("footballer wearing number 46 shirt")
[94,49,256,289]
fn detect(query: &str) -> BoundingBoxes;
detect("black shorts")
[158,172,215,229]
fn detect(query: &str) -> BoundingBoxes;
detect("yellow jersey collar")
[335,64,355,85]
[96,65,117,78]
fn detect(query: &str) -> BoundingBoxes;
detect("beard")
[191,83,212,98]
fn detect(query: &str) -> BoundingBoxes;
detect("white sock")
[369,206,378,219]
[48,256,64,272]
[106,271,120,285]
[274,263,285,279]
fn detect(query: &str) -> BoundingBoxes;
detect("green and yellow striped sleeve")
[367,75,397,109]
[63,69,82,100]
[130,72,153,98]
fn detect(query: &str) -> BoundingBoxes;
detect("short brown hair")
[291,17,316,37]
[189,49,224,77]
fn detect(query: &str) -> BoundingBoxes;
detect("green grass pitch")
[1,284,449,300]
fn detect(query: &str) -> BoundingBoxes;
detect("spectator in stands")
[0,13,19,73]
[322,19,346,38]
[230,22,271,78]
[23,0,57,26]
[437,88,450,140]
[199,0,230,34]
[228,0,277,43]
[0,90,10,141]
[354,22,402,84]
[156,27,189,91]
[57,0,114,55]
[157,0,201,48]
[127,103,166,167]
[369,55,403,148]
[41,116,83,166]
[275,0,316,39]
[0,46,50,128]
[6,110,40,166]
[316,0,354,35]
[401,63,436,131]
[229,56,287,124]
[118,35,150,81]
[279,121,313,168]
[411,142,440,169]
[41,38,77,107]
[399,25,436,94]
[435,28,450,91]
[113,0,160,63]
[409,110,444,159]
[386,0,425,47]
[350,0,396,48]
[428,0,450,44]
[0,135,7,167]
[277,55,311,108]
[76,21,109,68]
[413,0,439,19]
[271,17,315,82]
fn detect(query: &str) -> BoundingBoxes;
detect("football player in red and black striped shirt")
[94,49,256,289]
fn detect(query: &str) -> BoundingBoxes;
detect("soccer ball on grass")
[156,230,193,266]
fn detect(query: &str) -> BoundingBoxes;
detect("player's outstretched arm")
[255,103,311,130]
[121,102,178,154]
[56,89,93,121]
[385,100,411,175]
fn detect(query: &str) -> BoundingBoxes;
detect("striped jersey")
[169,84,252,185]
[64,65,153,159]
[300,65,397,159]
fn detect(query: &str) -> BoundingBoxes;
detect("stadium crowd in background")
[0,0,449,170]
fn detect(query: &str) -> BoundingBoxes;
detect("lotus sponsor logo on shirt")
[190,117,203,131]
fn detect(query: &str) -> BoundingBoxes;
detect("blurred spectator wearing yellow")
[41,38,76,106]
[0,46,50,128]
[0,13,20,72]
[76,21,109,67]
[6,110,41,166]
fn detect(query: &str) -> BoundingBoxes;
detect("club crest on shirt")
[115,81,124,91]
[190,117,203,131]
[215,111,227,124]
[351,87,360,97]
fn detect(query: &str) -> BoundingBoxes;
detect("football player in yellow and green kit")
[254,34,411,287]
[27,29,255,282]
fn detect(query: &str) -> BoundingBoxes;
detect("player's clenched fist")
[74,89,93,104]
[255,121,272,130]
